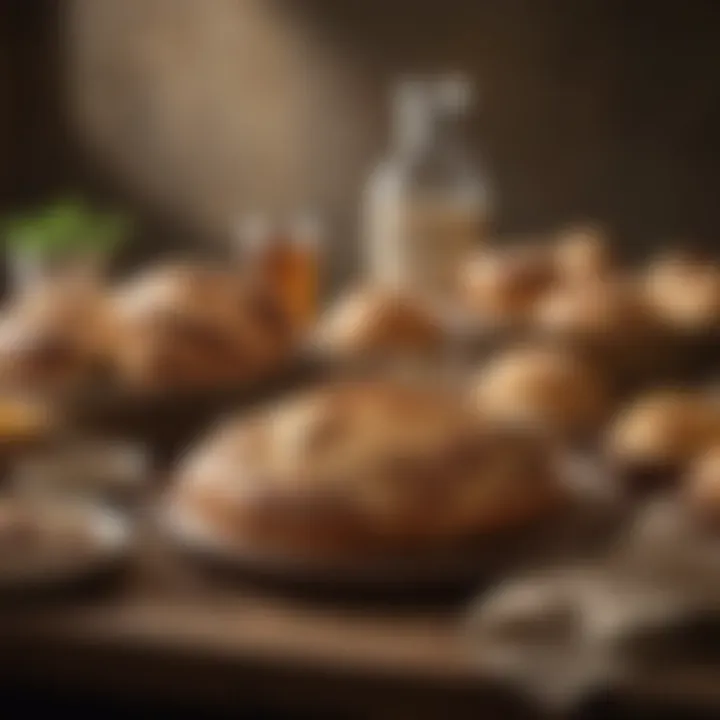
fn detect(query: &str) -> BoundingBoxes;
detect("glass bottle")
[361,74,491,307]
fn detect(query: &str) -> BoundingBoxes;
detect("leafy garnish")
[4,198,132,258]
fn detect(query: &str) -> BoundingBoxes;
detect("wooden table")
[2,528,720,719]
[0,532,538,720]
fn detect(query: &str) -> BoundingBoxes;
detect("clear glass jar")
[362,74,491,307]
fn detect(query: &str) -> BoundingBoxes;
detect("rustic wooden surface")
[0,528,535,719]
[1,510,720,718]
[1,514,720,720]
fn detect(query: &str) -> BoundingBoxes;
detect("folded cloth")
[465,497,720,711]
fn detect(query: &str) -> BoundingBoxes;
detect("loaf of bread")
[169,380,565,558]
[109,262,292,390]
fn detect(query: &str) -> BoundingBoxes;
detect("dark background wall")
[3,0,720,284]
[0,1,66,210]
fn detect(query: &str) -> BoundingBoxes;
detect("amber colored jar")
[283,215,321,333]
[236,215,321,337]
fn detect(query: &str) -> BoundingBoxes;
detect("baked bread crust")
[313,286,444,360]
[552,223,612,284]
[532,277,665,384]
[471,345,609,442]
[458,244,557,327]
[642,253,720,332]
[169,381,564,558]
[606,390,720,490]
[684,446,720,524]
[0,277,112,392]
[533,276,653,342]
[110,263,291,390]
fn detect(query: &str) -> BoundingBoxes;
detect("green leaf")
[3,199,132,258]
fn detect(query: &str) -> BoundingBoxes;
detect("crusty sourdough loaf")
[169,380,565,558]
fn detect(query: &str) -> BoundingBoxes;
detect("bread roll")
[642,253,720,332]
[534,277,652,343]
[606,390,720,491]
[471,345,609,442]
[553,223,612,284]
[684,446,720,524]
[533,276,663,383]
[313,286,444,360]
[459,244,557,328]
